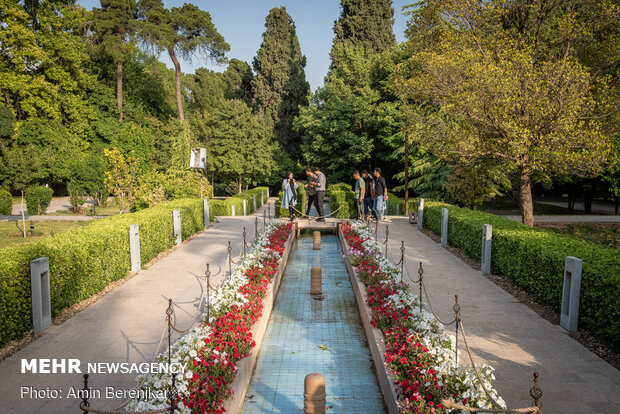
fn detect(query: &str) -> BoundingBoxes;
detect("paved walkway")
[382,217,620,414]
[0,200,276,414]
[504,215,620,224]
[535,198,617,215]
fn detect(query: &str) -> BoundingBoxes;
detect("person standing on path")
[353,170,365,219]
[304,168,318,216]
[313,167,327,221]
[373,167,388,221]
[282,171,298,221]
[361,170,374,217]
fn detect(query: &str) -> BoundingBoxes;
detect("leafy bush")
[420,200,620,351]
[25,186,53,215]
[0,198,205,346]
[276,184,307,218]
[386,193,406,215]
[0,189,12,215]
[209,187,268,218]
[327,184,354,219]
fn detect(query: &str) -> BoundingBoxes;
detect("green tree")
[252,7,309,158]
[330,0,396,69]
[395,0,613,226]
[0,1,95,133]
[92,0,141,122]
[140,0,229,121]
[207,99,276,193]
[0,103,15,140]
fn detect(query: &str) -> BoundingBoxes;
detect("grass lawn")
[0,220,90,248]
[49,204,121,216]
[481,198,572,215]
[539,223,620,249]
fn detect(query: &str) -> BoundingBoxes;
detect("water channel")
[241,234,385,413]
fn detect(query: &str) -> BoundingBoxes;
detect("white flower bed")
[125,222,283,413]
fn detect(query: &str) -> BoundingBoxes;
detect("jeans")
[363,198,373,216]
[316,191,326,218]
[306,193,317,216]
[354,199,362,219]
[374,195,384,221]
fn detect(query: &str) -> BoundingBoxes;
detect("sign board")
[190,148,207,169]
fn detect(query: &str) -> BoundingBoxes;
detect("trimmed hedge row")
[0,189,11,215]
[0,187,269,347]
[327,184,354,219]
[420,200,620,351]
[0,198,205,346]
[276,184,307,218]
[210,187,268,218]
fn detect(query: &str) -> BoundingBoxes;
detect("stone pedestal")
[313,231,321,250]
[173,209,181,246]
[561,256,582,332]
[243,199,247,216]
[253,194,257,211]
[310,266,322,295]
[203,199,210,228]
[129,224,141,272]
[417,198,424,229]
[440,208,448,246]
[30,257,51,333]
[304,373,326,414]
[481,224,492,274]
[232,205,236,217]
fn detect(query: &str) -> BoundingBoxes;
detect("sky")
[77,1,413,91]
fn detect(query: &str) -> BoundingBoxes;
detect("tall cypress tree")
[330,0,396,65]
[252,7,309,158]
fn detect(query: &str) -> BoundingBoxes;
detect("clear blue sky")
[77,1,412,91]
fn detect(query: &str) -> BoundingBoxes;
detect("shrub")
[420,200,620,351]
[231,186,269,215]
[209,187,268,219]
[0,189,12,215]
[386,193,406,215]
[276,184,307,218]
[25,186,53,215]
[327,184,354,218]
[0,198,205,347]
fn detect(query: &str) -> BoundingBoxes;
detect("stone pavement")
[0,200,276,414]
[382,217,620,414]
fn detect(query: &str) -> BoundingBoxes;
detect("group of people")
[281,166,388,222]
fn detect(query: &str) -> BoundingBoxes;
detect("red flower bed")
[341,223,448,414]
[181,223,293,413]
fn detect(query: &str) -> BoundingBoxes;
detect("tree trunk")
[117,57,123,122]
[518,168,535,227]
[168,47,185,121]
[238,176,243,194]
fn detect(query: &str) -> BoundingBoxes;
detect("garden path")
[382,216,620,414]
[0,199,277,414]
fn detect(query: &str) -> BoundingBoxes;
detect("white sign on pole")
[190,148,207,169]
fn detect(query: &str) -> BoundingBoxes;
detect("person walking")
[282,171,298,221]
[353,170,365,219]
[372,167,388,221]
[304,168,318,217]
[313,167,327,221]
[361,170,374,217]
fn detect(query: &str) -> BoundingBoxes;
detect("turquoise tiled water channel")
[241,234,386,414]
[307,202,331,217]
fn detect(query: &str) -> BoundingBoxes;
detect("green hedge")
[0,198,205,346]
[210,187,268,218]
[25,186,53,215]
[420,200,620,351]
[0,189,11,215]
[386,193,406,215]
[276,184,307,218]
[327,184,355,219]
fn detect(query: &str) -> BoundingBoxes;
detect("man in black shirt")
[372,167,388,221]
